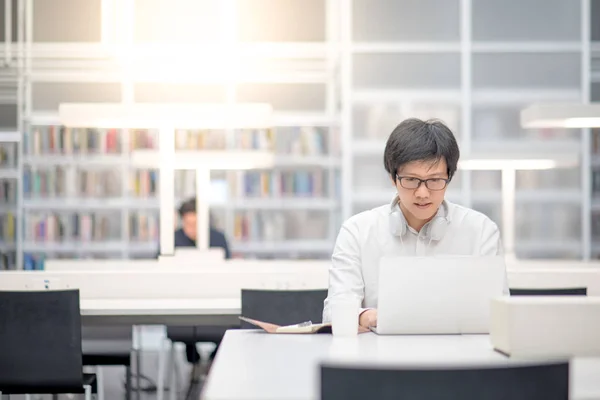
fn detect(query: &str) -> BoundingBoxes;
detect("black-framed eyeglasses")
[396,175,449,191]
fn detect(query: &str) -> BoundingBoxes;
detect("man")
[159,198,231,380]
[322,118,503,328]
[173,197,231,259]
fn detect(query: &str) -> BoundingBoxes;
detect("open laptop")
[371,255,507,335]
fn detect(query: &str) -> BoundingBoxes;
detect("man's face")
[393,158,449,225]
[181,212,197,241]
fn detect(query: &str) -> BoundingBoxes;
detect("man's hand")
[359,309,378,328]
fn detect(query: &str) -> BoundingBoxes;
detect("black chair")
[240,289,328,328]
[320,361,569,400]
[82,326,134,400]
[0,289,97,400]
[510,287,587,296]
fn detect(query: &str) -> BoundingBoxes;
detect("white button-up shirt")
[322,199,505,322]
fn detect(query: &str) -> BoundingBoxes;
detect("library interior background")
[1,0,600,271]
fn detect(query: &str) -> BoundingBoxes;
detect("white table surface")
[201,330,600,400]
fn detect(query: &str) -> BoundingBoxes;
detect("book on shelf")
[591,129,600,154]
[23,253,45,270]
[0,180,17,204]
[24,168,121,198]
[0,213,16,243]
[129,211,159,242]
[130,129,157,150]
[0,143,17,168]
[131,169,158,197]
[0,251,16,270]
[593,171,600,194]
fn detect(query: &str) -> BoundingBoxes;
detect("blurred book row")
[25,213,121,242]
[233,210,329,242]
[133,169,332,199]
[21,210,330,244]
[23,168,122,198]
[133,127,333,155]
[23,212,162,244]
[21,168,337,200]
[228,171,328,198]
[24,126,335,156]
[26,127,121,154]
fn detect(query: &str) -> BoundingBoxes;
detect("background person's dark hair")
[178,197,196,218]
[178,197,217,227]
[383,118,460,181]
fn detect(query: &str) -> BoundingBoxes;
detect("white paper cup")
[330,296,360,337]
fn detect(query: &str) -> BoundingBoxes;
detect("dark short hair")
[383,118,460,180]
[178,197,196,217]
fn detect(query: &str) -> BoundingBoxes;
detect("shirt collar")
[390,195,452,223]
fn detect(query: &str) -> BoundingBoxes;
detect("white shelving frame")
[0,0,344,267]
[341,0,594,260]
[1,0,599,266]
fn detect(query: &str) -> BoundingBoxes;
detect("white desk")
[79,298,241,326]
[201,331,600,400]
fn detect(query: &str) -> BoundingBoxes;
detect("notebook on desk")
[239,316,333,334]
[370,255,507,335]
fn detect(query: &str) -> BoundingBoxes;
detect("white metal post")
[120,0,135,259]
[159,128,175,256]
[581,0,591,260]
[4,0,11,66]
[340,0,352,221]
[460,0,473,208]
[15,0,25,269]
[195,168,211,251]
[221,0,237,245]
[326,0,339,240]
[501,168,516,258]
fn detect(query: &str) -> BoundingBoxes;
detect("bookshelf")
[18,116,340,265]
[590,0,600,258]
[0,0,599,267]
[0,132,18,269]
[0,0,345,268]
[343,0,594,260]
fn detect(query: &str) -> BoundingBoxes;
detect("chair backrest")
[0,289,84,392]
[240,289,328,328]
[320,362,569,400]
[510,287,587,296]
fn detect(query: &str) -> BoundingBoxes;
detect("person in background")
[158,197,231,380]
[322,118,505,328]
[174,197,231,259]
